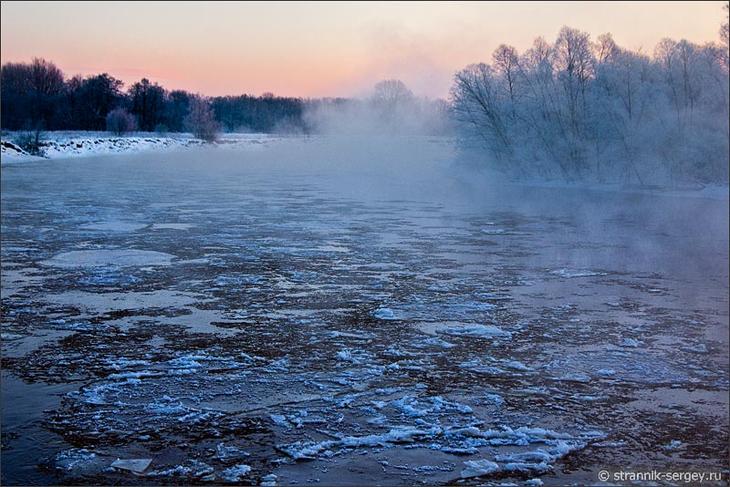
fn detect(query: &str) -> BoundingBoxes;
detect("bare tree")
[371,80,414,106]
[451,63,512,159]
[594,33,618,64]
[492,44,520,106]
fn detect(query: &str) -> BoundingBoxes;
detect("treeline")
[0,59,310,134]
[451,14,730,184]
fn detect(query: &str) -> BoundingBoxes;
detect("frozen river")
[1,137,728,485]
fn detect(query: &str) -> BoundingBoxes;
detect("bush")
[106,108,137,136]
[16,130,44,156]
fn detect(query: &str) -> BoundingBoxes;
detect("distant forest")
[2,10,728,186]
[0,60,317,134]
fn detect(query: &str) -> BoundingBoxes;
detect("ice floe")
[110,458,152,474]
[220,464,252,482]
[42,249,175,268]
[438,324,512,339]
[550,269,607,278]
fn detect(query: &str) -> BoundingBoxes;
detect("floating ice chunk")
[459,359,507,375]
[596,368,616,376]
[392,396,431,417]
[178,410,218,424]
[495,450,555,463]
[501,461,551,473]
[108,370,162,380]
[0,332,23,341]
[460,459,499,479]
[261,474,278,486]
[621,338,641,348]
[439,324,512,339]
[499,360,530,371]
[220,464,251,482]
[336,348,371,364]
[150,223,193,230]
[146,398,188,415]
[556,373,591,383]
[80,221,147,232]
[266,357,290,371]
[277,440,336,460]
[550,269,606,278]
[278,426,442,459]
[593,440,627,448]
[484,393,504,407]
[373,307,397,320]
[412,464,454,473]
[43,249,175,268]
[437,446,479,455]
[111,458,152,474]
[147,460,214,478]
[76,381,129,405]
[391,396,472,417]
[328,330,374,340]
[167,353,213,371]
[417,336,456,348]
[339,426,442,448]
[215,443,250,460]
[663,439,683,450]
[495,441,584,474]
[107,358,151,370]
[270,414,290,428]
[240,352,266,362]
[384,346,413,357]
[681,343,708,354]
[55,448,97,472]
[526,479,544,486]
[336,349,354,362]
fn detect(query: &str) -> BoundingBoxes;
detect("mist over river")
[1,137,728,485]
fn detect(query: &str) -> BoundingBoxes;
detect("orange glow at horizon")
[2,1,726,98]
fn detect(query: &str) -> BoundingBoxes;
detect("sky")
[1,1,726,98]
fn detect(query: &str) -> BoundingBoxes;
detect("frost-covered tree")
[106,108,137,135]
[185,96,219,142]
[451,21,729,185]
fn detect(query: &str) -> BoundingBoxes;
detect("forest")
[0,62,307,135]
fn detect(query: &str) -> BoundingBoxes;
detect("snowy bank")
[0,131,279,164]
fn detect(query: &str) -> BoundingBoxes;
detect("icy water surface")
[1,138,728,485]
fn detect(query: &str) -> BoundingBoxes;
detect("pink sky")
[1,1,726,98]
